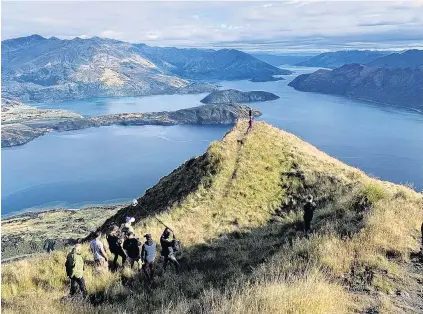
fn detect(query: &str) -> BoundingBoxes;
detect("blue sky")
[2,1,423,52]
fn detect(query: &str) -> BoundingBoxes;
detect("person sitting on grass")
[65,243,87,299]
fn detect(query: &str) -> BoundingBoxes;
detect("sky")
[2,1,423,53]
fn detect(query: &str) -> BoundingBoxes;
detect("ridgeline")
[2,121,422,314]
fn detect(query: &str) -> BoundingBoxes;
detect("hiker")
[141,233,156,280]
[246,117,254,134]
[65,243,87,298]
[249,108,253,120]
[160,228,180,270]
[120,216,135,239]
[43,239,56,253]
[123,232,142,269]
[303,195,316,233]
[107,225,127,269]
[90,230,108,270]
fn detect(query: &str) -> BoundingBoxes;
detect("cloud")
[2,1,422,52]
[100,30,123,38]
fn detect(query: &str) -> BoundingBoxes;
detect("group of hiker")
[65,211,180,298]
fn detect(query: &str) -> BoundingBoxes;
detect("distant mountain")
[136,45,292,80]
[252,53,315,66]
[1,35,216,103]
[297,50,391,68]
[200,89,279,104]
[367,50,423,68]
[288,64,423,110]
[2,35,287,103]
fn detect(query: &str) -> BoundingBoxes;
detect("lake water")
[2,66,423,216]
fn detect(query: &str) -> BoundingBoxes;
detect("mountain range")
[296,50,391,68]
[288,64,423,110]
[1,35,288,103]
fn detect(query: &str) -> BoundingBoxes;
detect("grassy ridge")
[2,121,422,313]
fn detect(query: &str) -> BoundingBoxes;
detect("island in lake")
[200,89,280,104]
[249,75,285,82]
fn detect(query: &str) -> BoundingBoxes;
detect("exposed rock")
[200,89,279,104]
[288,64,423,110]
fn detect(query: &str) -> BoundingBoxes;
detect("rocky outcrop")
[200,89,279,104]
[288,64,423,110]
[1,103,261,147]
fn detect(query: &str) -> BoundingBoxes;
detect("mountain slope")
[252,53,315,66]
[367,49,423,68]
[297,50,390,68]
[2,122,422,314]
[288,64,423,110]
[136,45,292,79]
[2,35,216,103]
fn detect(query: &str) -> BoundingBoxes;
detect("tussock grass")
[2,121,422,314]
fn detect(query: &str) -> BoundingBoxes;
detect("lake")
[2,66,423,216]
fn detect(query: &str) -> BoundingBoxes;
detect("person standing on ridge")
[107,225,127,269]
[120,216,135,239]
[90,230,108,271]
[160,227,180,270]
[303,195,316,233]
[65,243,87,299]
[123,232,142,270]
[141,233,156,280]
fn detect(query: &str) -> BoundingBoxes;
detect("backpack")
[172,239,181,252]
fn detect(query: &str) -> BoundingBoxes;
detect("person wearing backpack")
[123,232,142,269]
[65,243,87,298]
[141,233,156,280]
[107,225,126,269]
[160,228,180,270]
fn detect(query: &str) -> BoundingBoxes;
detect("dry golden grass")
[2,121,422,314]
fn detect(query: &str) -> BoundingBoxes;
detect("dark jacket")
[141,240,156,263]
[123,238,141,259]
[303,202,316,219]
[107,234,121,254]
[160,235,173,257]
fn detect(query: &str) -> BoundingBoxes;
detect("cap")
[126,216,135,223]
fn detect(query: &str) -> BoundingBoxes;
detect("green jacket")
[65,247,84,278]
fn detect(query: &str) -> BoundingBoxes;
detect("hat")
[126,216,135,223]
[127,231,135,237]
[306,195,314,202]
[144,233,152,240]
[132,199,138,207]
